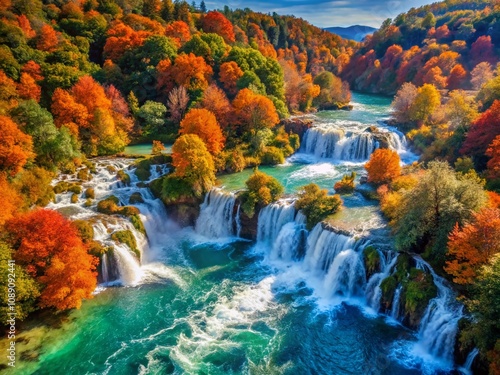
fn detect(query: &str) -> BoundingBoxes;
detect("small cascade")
[390,285,402,320]
[365,252,398,311]
[112,244,143,285]
[257,200,297,245]
[195,188,238,238]
[300,124,408,161]
[461,348,479,375]
[101,253,110,282]
[269,212,307,261]
[415,258,463,364]
[322,249,366,298]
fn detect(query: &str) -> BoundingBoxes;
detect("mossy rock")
[73,220,94,241]
[83,160,97,173]
[84,199,93,207]
[121,206,140,217]
[260,146,285,165]
[136,182,148,188]
[117,170,131,186]
[402,268,437,316]
[130,214,146,235]
[380,275,398,311]
[363,246,381,278]
[68,184,82,194]
[85,188,95,199]
[97,196,121,215]
[106,165,117,174]
[77,168,91,181]
[129,192,144,204]
[54,181,82,195]
[111,230,140,260]
[88,241,111,257]
[70,193,79,204]
[135,167,151,181]
[149,178,163,199]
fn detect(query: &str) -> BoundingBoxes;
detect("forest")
[0,0,499,374]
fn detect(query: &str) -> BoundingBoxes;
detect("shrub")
[260,146,285,165]
[111,230,140,259]
[240,171,284,217]
[334,172,356,194]
[295,183,342,229]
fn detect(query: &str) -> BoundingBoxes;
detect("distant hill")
[324,25,377,41]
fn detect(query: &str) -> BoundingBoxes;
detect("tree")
[409,83,441,123]
[152,140,165,155]
[470,35,496,66]
[167,85,189,124]
[200,0,206,13]
[0,175,21,226]
[179,108,225,155]
[219,61,243,96]
[462,100,500,162]
[240,171,284,217]
[17,73,41,102]
[392,82,418,124]
[365,149,401,184]
[36,24,58,52]
[137,100,167,136]
[201,11,235,43]
[471,62,494,90]
[51,88,89,135]
[445,208,500,285]
[6,209,98,310]
[487,135,500,180]
[232,88,279,134]
[171,134,215,196]
[164,20,191,47]
[447,64,467,90]
[295,183,342,230]
[198,84,232,131]
[168,53,213,93]
[444,90,478,131]
[0,115,33,176]
[395,161,487,262]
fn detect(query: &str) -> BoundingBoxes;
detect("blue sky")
[205,0,436,28]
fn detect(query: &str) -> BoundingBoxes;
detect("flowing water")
[1,93,463,375]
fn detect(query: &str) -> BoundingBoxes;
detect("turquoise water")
[2,93,456,375]
[124,143,172,155]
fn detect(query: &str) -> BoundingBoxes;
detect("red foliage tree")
[104,22,150,62]
[164,20,191,47]
[201,11,235,44]
[179,108,225,155]
[486,135,500,180]
[36,24,59,52]
[198,84,232,131]
[470,35,496,66]
[445,208,500,284]
[21,61,43,81]
[0,115,33,176]
[447,64,467,90]
[167,53,213,92]
[6,209,98,310]
[462,100,500,158]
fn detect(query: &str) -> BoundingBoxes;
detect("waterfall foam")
[195,188,239,239]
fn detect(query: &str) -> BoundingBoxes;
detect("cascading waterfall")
[195,188,239,238]
[461,348,479,375]
[365,251,399,311]
[415,258,463,364]
[257,200,297,245]
[390,285,403,320]
[300,123,407,161]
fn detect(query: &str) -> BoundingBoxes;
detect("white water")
[460,348,479,375]
[195,188,238,239]
[414,258,463,366]
[365,252,399,312]
[390,285,403,321]
[300,122,407,162]
[257,199,297,245]
[48,158,175,286]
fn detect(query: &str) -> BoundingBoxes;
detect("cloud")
[205,0,435,28]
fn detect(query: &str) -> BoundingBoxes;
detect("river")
[1,93,465,375]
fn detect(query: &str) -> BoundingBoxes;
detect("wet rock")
[281,118,313,140]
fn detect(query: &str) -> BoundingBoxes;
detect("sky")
[205,0,436,28]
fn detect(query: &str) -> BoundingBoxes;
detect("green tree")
[137,100,167,136]
[409,84,441,123]
[395,161,487,263]
[240,171,284,217]
[295,183,342,230]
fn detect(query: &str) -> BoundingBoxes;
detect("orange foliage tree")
[51,88,89,135]
[179,108,225,155]
[447,64,467,90]
[486,135,500,180]
[167,53,213,92]
[0,174,21,226]
[0,115,33,176]
[6,209,98,310]
[17,73,41,102]
[445,208,500,285]
[104,22,150,62]
[201,11,235,44]
[365,148,401,184]
[232,88,279,134]
[164,20,191,47]
[219,61,243,96]
[462,100,500,159]
[36,24,59,52]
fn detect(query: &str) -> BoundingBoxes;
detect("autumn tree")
[462,100,500,164]
[447,64,467,90]
[198,84,232,132]
[240,170,284,217]
[6,209,98,310]
[152,140,165,155]
[167,85,189,124]
[395,161,487,262]
[0,174,21,226]
[164,20,191,47]
[201,11,235,44]
[0,115,33,176]
[51,88,89,135]
[36,24,58,52]
[444,90,479,130]
[471,62,494,90]
[17,73,41,102]
[232,88,279,134]
[409,83,441,123]
[445,208,500,285]
[179,108,225,155]
[171,134,215,196]
[166,53,213,93]
[219,61,243,96]
[295,183,342,230]
[470,36,496,66]
[392,82,418,124]
[365,149,401,184]
[487,135,500,180]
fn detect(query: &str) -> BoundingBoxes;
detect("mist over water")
[2,93,462,375]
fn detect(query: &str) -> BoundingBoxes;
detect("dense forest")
[0,0,500,373]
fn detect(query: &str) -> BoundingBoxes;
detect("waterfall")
[322,249,366,298]
[195,188,238,238]
[460,348,479,375]
[300,124,408,162]
[365,252,398,311]
[415,258,463,364]
[112,244,143,285]
[269,212,307,261]
[257,199,297,245]
[390,285,402,320]
[101,253,109,282]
